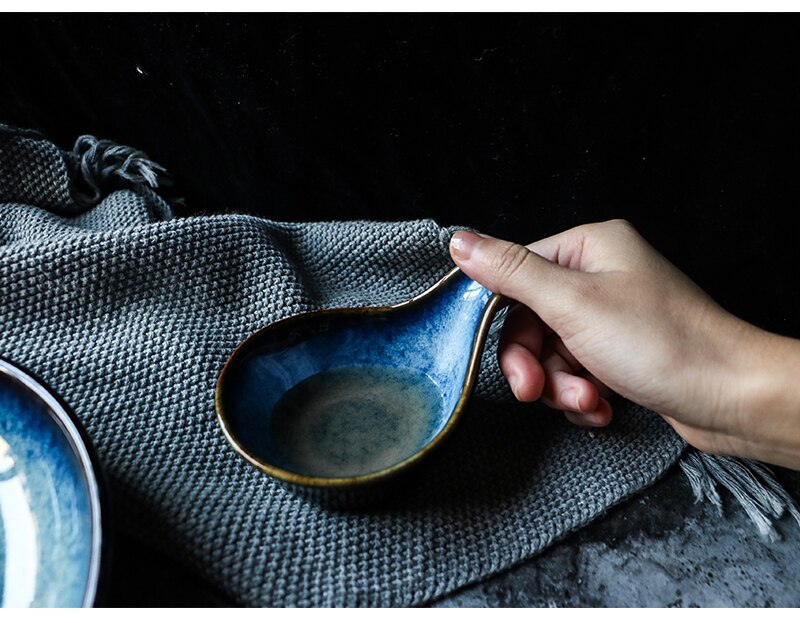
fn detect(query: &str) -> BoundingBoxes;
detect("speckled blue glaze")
[219,269,498,483]
[0,359,102,607]
[270,365,445,477]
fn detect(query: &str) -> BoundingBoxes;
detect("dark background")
[2,15,799,336]
[1,15,798,606]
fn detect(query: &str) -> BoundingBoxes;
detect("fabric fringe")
[679,451,800,541]
[71,134,168,208]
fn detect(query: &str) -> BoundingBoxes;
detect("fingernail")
[583,412,609,427]
[506,372,520,397]
[450,231,481,261]
[565,411,605,428]
[561,388,583,413]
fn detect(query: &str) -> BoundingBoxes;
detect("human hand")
[450,220,800,469]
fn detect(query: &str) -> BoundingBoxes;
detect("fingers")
[577,369,613,399]
[499,341,546,403]
[498,305,546,402]
[452,225,628,428]
[450,221,647,302]
[525,224,593,270]
[539,349,613,427]
[497,310,614,427]
[449,230,584,324]
[563,398,613,428]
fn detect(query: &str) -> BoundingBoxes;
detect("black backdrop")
[2,15,800,606]
[1,15,798,338]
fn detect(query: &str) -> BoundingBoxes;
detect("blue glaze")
[271,365,444,478]
[221,269,497,480]
[0,360,102,607]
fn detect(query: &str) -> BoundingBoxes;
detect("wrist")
[717,321,800,469]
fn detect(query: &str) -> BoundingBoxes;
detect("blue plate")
[0,358,104,607]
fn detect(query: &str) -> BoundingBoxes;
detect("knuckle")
[576,219,642,256]
[605,218,639,238]
[490,242,531,282]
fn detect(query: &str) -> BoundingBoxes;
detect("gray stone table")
[435,464,800,607]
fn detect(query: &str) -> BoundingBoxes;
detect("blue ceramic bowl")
[0,358,105,607]
[216,267,503,503]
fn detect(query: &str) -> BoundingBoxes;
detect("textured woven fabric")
[0,126,686,607]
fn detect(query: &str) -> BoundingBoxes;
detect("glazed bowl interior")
[217,272,495,485]
[0,359,103,607]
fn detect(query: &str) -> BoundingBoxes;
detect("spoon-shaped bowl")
[215,267,503,504]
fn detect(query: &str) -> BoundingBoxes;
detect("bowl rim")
[0,357,107,607]
[215,266,504,489]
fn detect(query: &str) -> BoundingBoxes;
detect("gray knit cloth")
[0,126,686,606]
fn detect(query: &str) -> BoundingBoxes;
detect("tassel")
[71,135,168,208]
[679,451,800,541]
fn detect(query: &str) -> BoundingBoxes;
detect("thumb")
[449,230,583,322]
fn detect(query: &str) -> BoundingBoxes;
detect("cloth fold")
[0,126,686,606]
